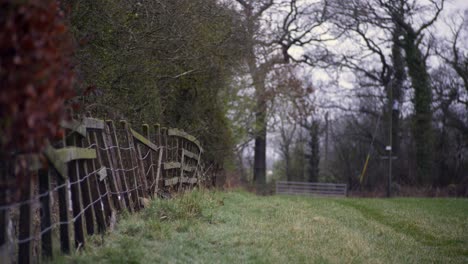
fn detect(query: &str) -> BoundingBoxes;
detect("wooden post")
[106,121,134,212]
[56,166,71,253]
[154,124,162,196]
[95,128,125,211]
[18,168,34,264]
[66,134,86,249]
[179,149,185,190]
[39,168,53,259]
[142,124,156,197]
[86,129,113,227]
[175,133,180,192]
[84,113,112,228]
[0,157,12,264]
[127,126,149,198]
[76,136,96,236]
[83,156,107,234]
[161,127,168,193]
[120,121,143,210]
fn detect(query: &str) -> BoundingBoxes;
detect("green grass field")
[53,190,468,263]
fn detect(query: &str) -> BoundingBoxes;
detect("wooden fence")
[0,115,210,263]
[276,181,347,197]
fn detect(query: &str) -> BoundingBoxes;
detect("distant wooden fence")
[0,115,212,263]
[276,181,347,197]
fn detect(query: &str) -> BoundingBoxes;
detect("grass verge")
[51,189,468,263]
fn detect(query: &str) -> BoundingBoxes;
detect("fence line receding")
[0,115,212,264]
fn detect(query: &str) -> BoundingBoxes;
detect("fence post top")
[120,120,129,128]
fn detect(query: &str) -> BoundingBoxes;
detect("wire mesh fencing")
[0,115,211,264]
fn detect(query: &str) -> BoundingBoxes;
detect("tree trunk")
[253,120,267,193]
[391,26,404,158]
[252,70,267,193]
[308,122,320,182]
[403,29,434,186]
[285,151,291,182]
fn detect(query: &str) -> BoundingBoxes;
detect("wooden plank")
[164,162,181,170]
[130,128,159,152]
[153,124,161,195]
[18,169,34,264]
[84,113,110,230]
[82,118,105,129]
[163,162,196,172]
[134,126,150,197]
[183,165,196,172]
[167,128,203,152]
[56,166,71,253]
[155,149,163,196]
[66,134,86,250]
[164,177,179,186]
[61,119,87,136]
[39,168,53,259]
[180,177,197,184]
[142,124,157,197]
[44,145,96,179]
[106,120,133,212]
[182,149,199,160]
[95,127,125,211]
[135,141,149,197]
[120,121,144,210]
[0,158,12,264]
[161,127,168,192]
[76,136,96,236]
[84,159,107,234]
[178,149,185,189]
[86,129,112,228]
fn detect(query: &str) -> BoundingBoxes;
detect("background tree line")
[1,0,467,196]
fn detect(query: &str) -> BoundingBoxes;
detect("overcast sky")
[265,0,468,171]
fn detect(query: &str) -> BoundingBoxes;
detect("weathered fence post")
[160,127,168,193]
[127,127,149,199]
[142,124,156,197]
[93,124,125,212]
[56,165,71,254]
[106,120,134,212]
[76,135,96,237]
[18,166,34,264]
[66,134,87,249]
[154,124,163,196]
[0,157,13,264]
[86,127,114,228]
[120,121,143,210]
[39,167,53,259]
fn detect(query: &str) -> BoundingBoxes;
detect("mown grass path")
[55,190,468,263]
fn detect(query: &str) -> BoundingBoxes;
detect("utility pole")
[387,81,393,198]
[325,112,329,162]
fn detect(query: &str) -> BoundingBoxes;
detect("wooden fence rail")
[276,181,347,197]
[0,116,210,264]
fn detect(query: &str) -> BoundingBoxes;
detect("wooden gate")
[276,181,347,197]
